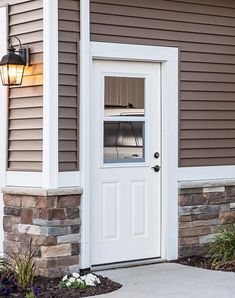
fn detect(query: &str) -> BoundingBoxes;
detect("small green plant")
[208,225,235,269]
[0,259,10,278]
[25,290,36,298]
[24,286,41,298]
[0,259,7,273]
[6,240,37,289]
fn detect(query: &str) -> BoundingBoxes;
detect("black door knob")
[152,165,161,172]
[154,152,160,158]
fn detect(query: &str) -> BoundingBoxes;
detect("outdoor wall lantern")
[0,36,30,86]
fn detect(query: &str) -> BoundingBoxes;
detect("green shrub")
[6,240,37,289]
[208,225,235,269]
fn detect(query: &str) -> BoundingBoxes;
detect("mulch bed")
[7,274,122,298]
[176,256,235,273]
[37,275,121,298]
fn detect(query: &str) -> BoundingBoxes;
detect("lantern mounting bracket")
[8,36,30,67]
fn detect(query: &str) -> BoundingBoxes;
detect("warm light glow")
[8,65,17,85]
[0,64,24,86]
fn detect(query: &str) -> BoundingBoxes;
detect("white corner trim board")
[43,0,59,189]
[0,5,8,191]
[0,5,8,256]
[79,40,179,268]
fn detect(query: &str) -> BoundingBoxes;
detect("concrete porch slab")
[97,263,235,298]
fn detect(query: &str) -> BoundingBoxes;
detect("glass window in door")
[103,76,146,163]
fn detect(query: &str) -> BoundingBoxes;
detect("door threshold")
[92,257,166,272]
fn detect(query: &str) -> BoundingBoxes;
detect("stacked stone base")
[3,192,81,277]
[4,183,235,273]
[179,184,235,257]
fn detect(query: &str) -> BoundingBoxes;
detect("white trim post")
[80,0,91,269]
[161,58,179,260]
[43,0,59,189]
[0,5,8,255]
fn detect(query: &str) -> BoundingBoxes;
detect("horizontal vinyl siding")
[90,0,235,167]
[8,0,43,171]
[58,0,80,171]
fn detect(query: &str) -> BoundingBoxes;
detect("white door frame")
[80,41,179,269]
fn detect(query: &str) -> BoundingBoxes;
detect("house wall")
[7,0,43,171]
[58,0,80,171]
[90,0,235,167]
[6,0,80,173]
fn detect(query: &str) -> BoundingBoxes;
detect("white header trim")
[178,165,235,182]
[6,171,81,188]
[59,172,81,188]
[91,42,178,62]
[6,172,43,188]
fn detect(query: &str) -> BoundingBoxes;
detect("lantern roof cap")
[0,45,25,66]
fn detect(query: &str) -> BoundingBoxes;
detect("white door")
[91,60,162,266]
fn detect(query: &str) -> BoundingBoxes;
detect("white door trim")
[80,41,179,268]
[80,0,91,269]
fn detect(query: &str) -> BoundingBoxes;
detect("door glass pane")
[104,121,145,163]
[104,77,145,117]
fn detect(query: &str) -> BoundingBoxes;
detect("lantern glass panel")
[0,64,25,86]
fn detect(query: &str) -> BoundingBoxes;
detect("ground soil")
[8,274,122,298]
[176,256,235,272]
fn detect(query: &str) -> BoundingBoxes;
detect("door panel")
[91,60,161,265]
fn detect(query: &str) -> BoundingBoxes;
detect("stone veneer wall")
[3,193,81,277]
[179,184,235,257]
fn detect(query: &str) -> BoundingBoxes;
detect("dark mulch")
[176,256,235,273]
[8,274,122,298]
[37,275,121,298]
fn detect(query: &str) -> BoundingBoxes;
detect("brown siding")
[8,0,43,171]
[90,0,235,167]
[58,0,80,171]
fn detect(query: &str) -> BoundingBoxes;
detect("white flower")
[69,277,76,283]
[87,273,95,278]
[66,281,72,287]
[72,272,80,278]
[79,273,100,287]
[62,275,68,282]
[76,278,84,284]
